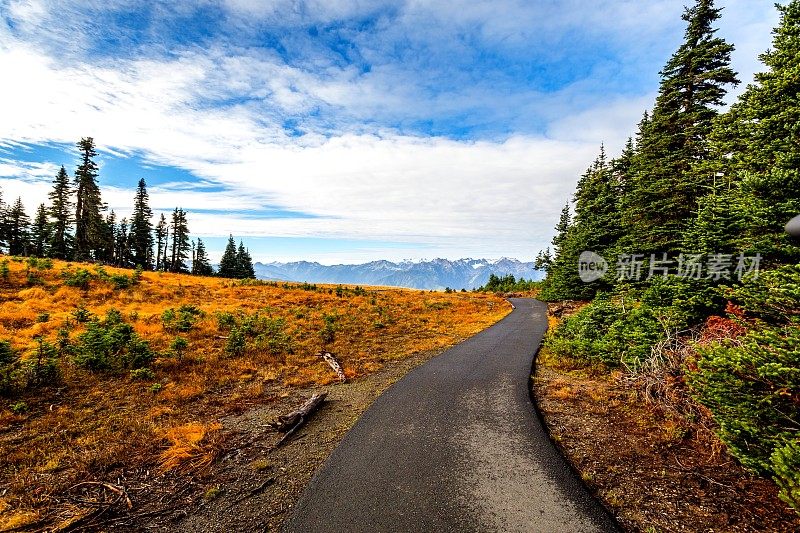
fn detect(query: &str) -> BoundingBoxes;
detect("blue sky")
[0,0,782,263]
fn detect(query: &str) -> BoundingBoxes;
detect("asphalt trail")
[285,298,619,532]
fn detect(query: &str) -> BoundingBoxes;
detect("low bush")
[688,264,800,513]
[0,341,18,395]
[163,304,204,333]
[72,309,154,371]
[62,267,93,290]
[22,338,60,388]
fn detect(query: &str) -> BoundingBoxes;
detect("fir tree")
[236,241,255,279]
[47,166,73,259]
[6,197,30,256]
[154,213,168,271]
[192,238,214,276]
[711,0,800,263]
[0,188,6,251]
[168,208,190,273]
[130,178,154,269]
[104,211,118,264]
[218,235,238,278]
[73,137,105,260]
[552,204,571,255]
[114,216,131,267]
[623,0,738,254]
[31,204,51,257]
[534,248,552,273]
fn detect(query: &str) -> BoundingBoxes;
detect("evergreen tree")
[534,248,552,273]
[73,137,105,260]
[623,0,738,254]
[0,188,7,252]
[47,166,73,259]
[218,235,238,278]
[130,178,154,269]
[154,213,168,271]
[114,216,131,267]
[236,241,256,279]
[551,203,571,255]
[541,147,620,299]
[31,204,51,257]
[192,238,214,276]
[6,197,30,256]
[710,0,800,263]
[104,211,118,264]
[573,146,622,257]
[168,208,190,273]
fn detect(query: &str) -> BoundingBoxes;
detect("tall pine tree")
[236,241,256,279]
[623,0,738,254]
[154,213,168,271]
[30,204,50,257]
[218,235,238,278]
[711,0,800,263]
[48,166,73,259]
[130,178,154,269]
[73,137,105,260]
[6,198,30,256]
[168,208,190,273]
[192,238,214,276]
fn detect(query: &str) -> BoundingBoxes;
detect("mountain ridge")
[253,257,544,290]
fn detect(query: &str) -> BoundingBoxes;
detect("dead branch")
[318,351,346,382]
[269,393,327,446]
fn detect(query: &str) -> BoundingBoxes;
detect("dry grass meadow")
[0,256,509,529]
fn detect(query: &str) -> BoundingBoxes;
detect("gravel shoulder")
[128,346,452,532]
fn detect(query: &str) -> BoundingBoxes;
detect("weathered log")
[318,351,346,382]
[270,392,327,446]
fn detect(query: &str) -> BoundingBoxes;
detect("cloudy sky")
[0,0,782,264]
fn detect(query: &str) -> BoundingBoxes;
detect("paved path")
[285,298,619,532]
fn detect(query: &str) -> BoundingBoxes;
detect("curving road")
[285,298,619,533]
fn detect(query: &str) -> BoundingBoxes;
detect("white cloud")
[0,0,784,262]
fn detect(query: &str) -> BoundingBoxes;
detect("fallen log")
[270,392,327,446]
[318,351,346,382]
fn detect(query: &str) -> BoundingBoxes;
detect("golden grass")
[0,255,509,528]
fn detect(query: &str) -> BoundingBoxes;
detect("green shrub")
[133,264,144,283]
[73,303,92,323]
[320,313,338,344]
[36,312,50,323]
[0,341,18,395]
[0,260,9,282]
[23,337,60,388]
[254,317,294,355]
[224,327,246,357]
[772,440,800,512]
[604,306,666,368]
[170,336,188,360]
[688,264,800,513]
[10,401,27,414]
[162,304,203,332]
[547,297,624,365]
[110,273,132,289]
[641,276,724,330]
[63,268,93,290]
[130,367,156,381]
[216,311,236,331]
[72,309,154,371]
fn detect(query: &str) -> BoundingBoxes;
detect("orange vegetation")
[0,255,508,528]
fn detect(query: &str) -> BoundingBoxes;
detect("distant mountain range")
[253,258,544,290]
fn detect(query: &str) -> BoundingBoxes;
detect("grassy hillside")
[0,256,509,529]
